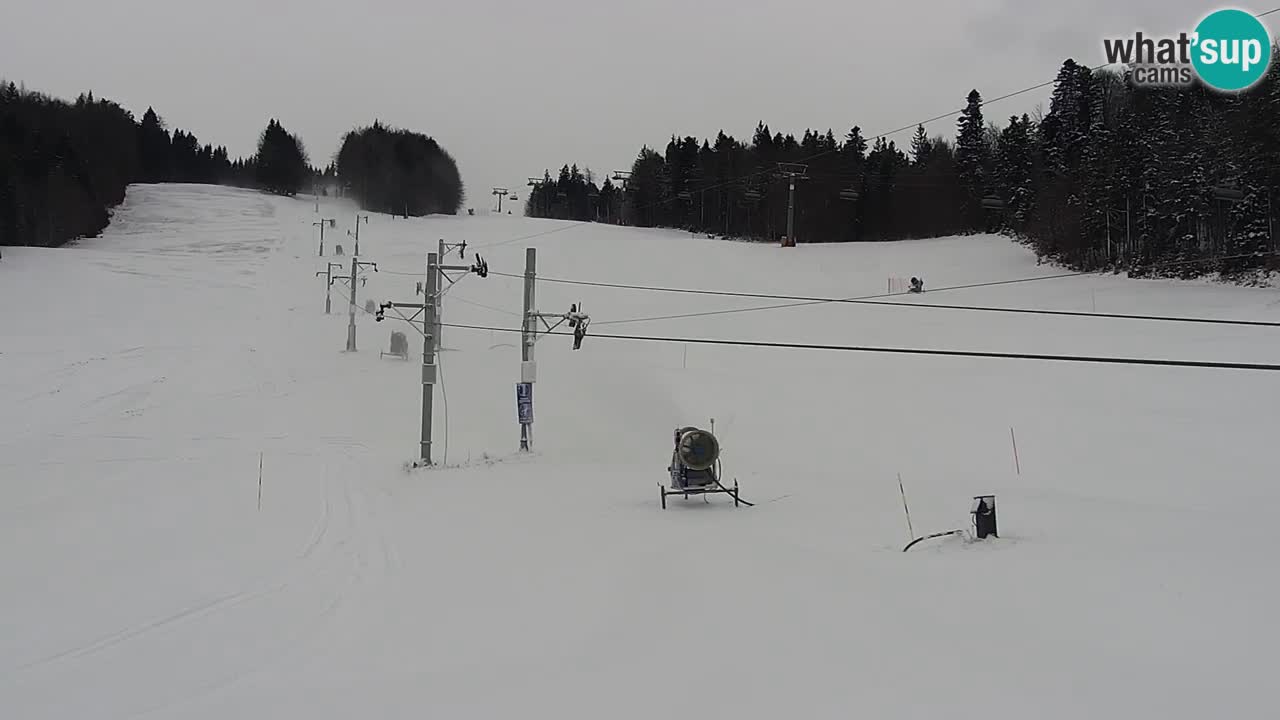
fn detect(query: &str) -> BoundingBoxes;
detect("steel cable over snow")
[485,250,1280,329]
[437,321,1280,373]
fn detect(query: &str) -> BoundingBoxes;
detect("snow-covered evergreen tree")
[996,115,1035,232]
[910,124,932,166]
[956,89,988,229]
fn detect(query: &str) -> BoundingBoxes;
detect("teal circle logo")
[1191,8,1273,91]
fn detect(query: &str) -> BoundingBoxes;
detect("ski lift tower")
[774,162,808,246]
[611,171,632,225]
[740,183,763,238]
[528,177,548,216]
[517,247,592,452]
[375,250,490,466]
[492,187,510,214]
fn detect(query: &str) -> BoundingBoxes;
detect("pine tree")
[1041,60,1095,178]
[599,177,618,223]
[136,107,171,183]
[627,146,666,228]
[254,119,309,196]
[955,89,988,229]
[170,128,201,181]
[910,124,932,165]
[1076,73,1121,267]
[843,126,867,161]
[996,115,1035,231]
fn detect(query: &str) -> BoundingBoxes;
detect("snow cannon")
[661,425,740,509]
[675,427,718,475]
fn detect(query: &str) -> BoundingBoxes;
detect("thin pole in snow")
[437,238,446,351]
[520,248,536,453]
[258,452,263,510]
[421,252,439,464]
[1010,427,1021,475]
[347,256,358,351]
[898,472,915,541]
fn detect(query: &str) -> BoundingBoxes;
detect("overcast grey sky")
[3,1,1276,209]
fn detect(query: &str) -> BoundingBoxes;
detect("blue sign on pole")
[516,382,533,424]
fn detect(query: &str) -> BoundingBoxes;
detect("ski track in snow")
[2,183,1278,718]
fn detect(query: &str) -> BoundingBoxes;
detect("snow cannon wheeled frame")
[661,425,740,508]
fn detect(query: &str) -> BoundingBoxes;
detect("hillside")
[2,183,1277,718]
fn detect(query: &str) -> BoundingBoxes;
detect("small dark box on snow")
[971,495,997,539]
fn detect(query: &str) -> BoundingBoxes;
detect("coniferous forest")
[528,53,1280,281]
[0,81,465,249]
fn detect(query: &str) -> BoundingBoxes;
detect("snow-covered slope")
[2,183,1277,718]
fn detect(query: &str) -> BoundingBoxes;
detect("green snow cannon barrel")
[676,427,720,471]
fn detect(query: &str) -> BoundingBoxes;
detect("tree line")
[528,50,1280,281]
[524,165,620,223]
[1,81,464,249]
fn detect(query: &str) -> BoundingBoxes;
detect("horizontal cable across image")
[439,322,1280,373]
[486,251,1280,329]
